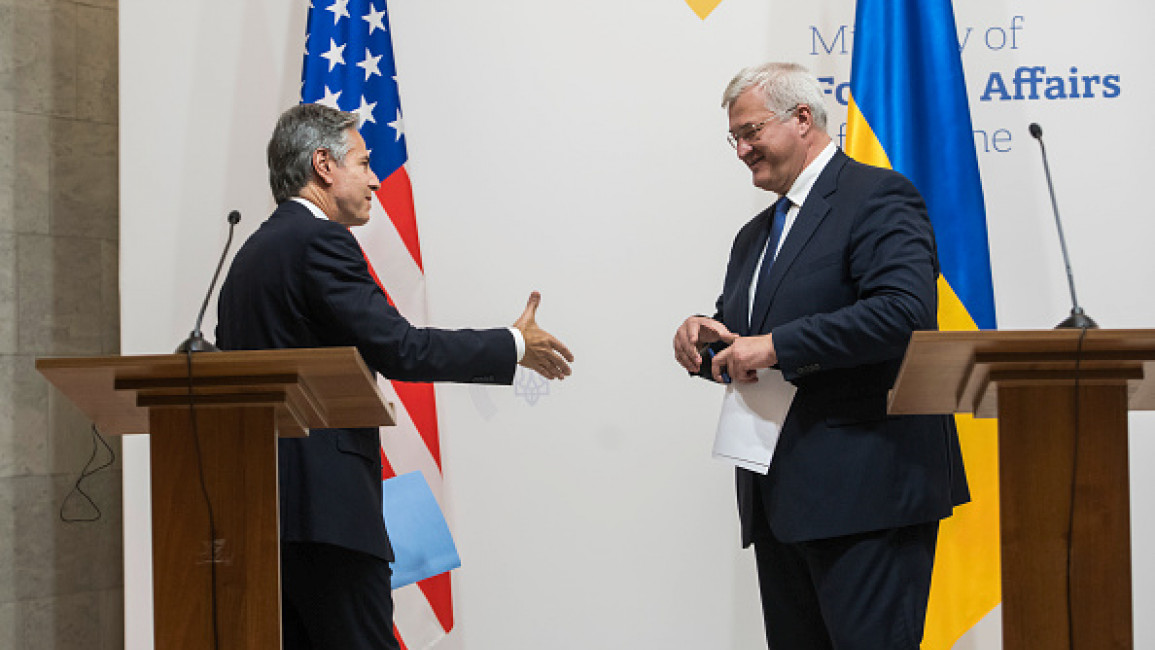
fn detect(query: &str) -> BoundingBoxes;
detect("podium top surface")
[36,347,395,436]
[889,328,1155,417]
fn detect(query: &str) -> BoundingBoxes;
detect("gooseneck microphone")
[176,210,242,352]
[1028,123,1097,329]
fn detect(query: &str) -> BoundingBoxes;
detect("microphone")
[176,210,242,352]
[1028,123,1098,330]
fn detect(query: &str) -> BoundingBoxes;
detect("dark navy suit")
[712,150,968,648]
[216,199,515,649]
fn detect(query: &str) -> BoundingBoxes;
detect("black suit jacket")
[714,150,969,546]
[216,200,516,560]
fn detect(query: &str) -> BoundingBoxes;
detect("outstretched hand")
[513,291,574,380]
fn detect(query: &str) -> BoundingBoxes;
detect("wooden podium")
[889,329,1155,649]
[36,348,394,650]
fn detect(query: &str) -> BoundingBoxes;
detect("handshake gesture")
[513,291,574,380]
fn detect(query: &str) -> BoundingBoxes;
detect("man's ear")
[794,104,815,134]
[311,148,335,186]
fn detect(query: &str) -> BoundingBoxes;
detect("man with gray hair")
[217,103,574,649]
[673,62,968,648]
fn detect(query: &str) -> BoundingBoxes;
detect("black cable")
[185,349,221,650]
[1064,325,1088,649]
[59,424,117,523]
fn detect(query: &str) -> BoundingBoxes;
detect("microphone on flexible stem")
[176,210,242,353]
[1028,123,1098,330]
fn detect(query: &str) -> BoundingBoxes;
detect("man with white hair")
[673,62,968,649]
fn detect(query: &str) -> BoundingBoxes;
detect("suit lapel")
[748,150,848,333]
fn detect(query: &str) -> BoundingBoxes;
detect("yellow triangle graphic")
[686,0,724,20]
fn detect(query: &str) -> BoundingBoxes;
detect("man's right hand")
[513,292,574,380]
[673,316,737,374]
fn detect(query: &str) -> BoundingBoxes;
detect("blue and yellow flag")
[845,0,1001,647]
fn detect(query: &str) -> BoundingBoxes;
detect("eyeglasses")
[726,106,800,149]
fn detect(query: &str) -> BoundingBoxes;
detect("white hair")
[721,62,828,131]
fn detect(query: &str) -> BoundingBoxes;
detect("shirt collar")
[782,141,837,208]
[290,196,329,220]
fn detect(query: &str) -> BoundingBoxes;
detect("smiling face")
[727,87,808,195]
[326,128,379,227]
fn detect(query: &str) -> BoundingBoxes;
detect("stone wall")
[0,0,123,647]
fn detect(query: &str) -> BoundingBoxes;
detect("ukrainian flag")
[844,0,1001,647]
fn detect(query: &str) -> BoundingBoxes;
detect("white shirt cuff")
[508,327,526,363]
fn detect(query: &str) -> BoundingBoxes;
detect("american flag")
[302,2,454,648]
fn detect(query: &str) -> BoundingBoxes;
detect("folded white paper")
[712,369,797,474]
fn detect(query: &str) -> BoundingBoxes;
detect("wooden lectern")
[36,348,394,650]
[889,329,1155,649]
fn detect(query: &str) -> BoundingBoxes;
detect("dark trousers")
[281,542,401,650]
[753,522,939,650]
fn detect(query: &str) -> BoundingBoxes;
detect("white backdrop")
[120,0,1155,648]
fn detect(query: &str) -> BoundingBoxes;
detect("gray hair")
[267,103,360,203]
[721,62,828,131]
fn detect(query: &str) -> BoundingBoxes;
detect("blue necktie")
[750,196,791,328]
